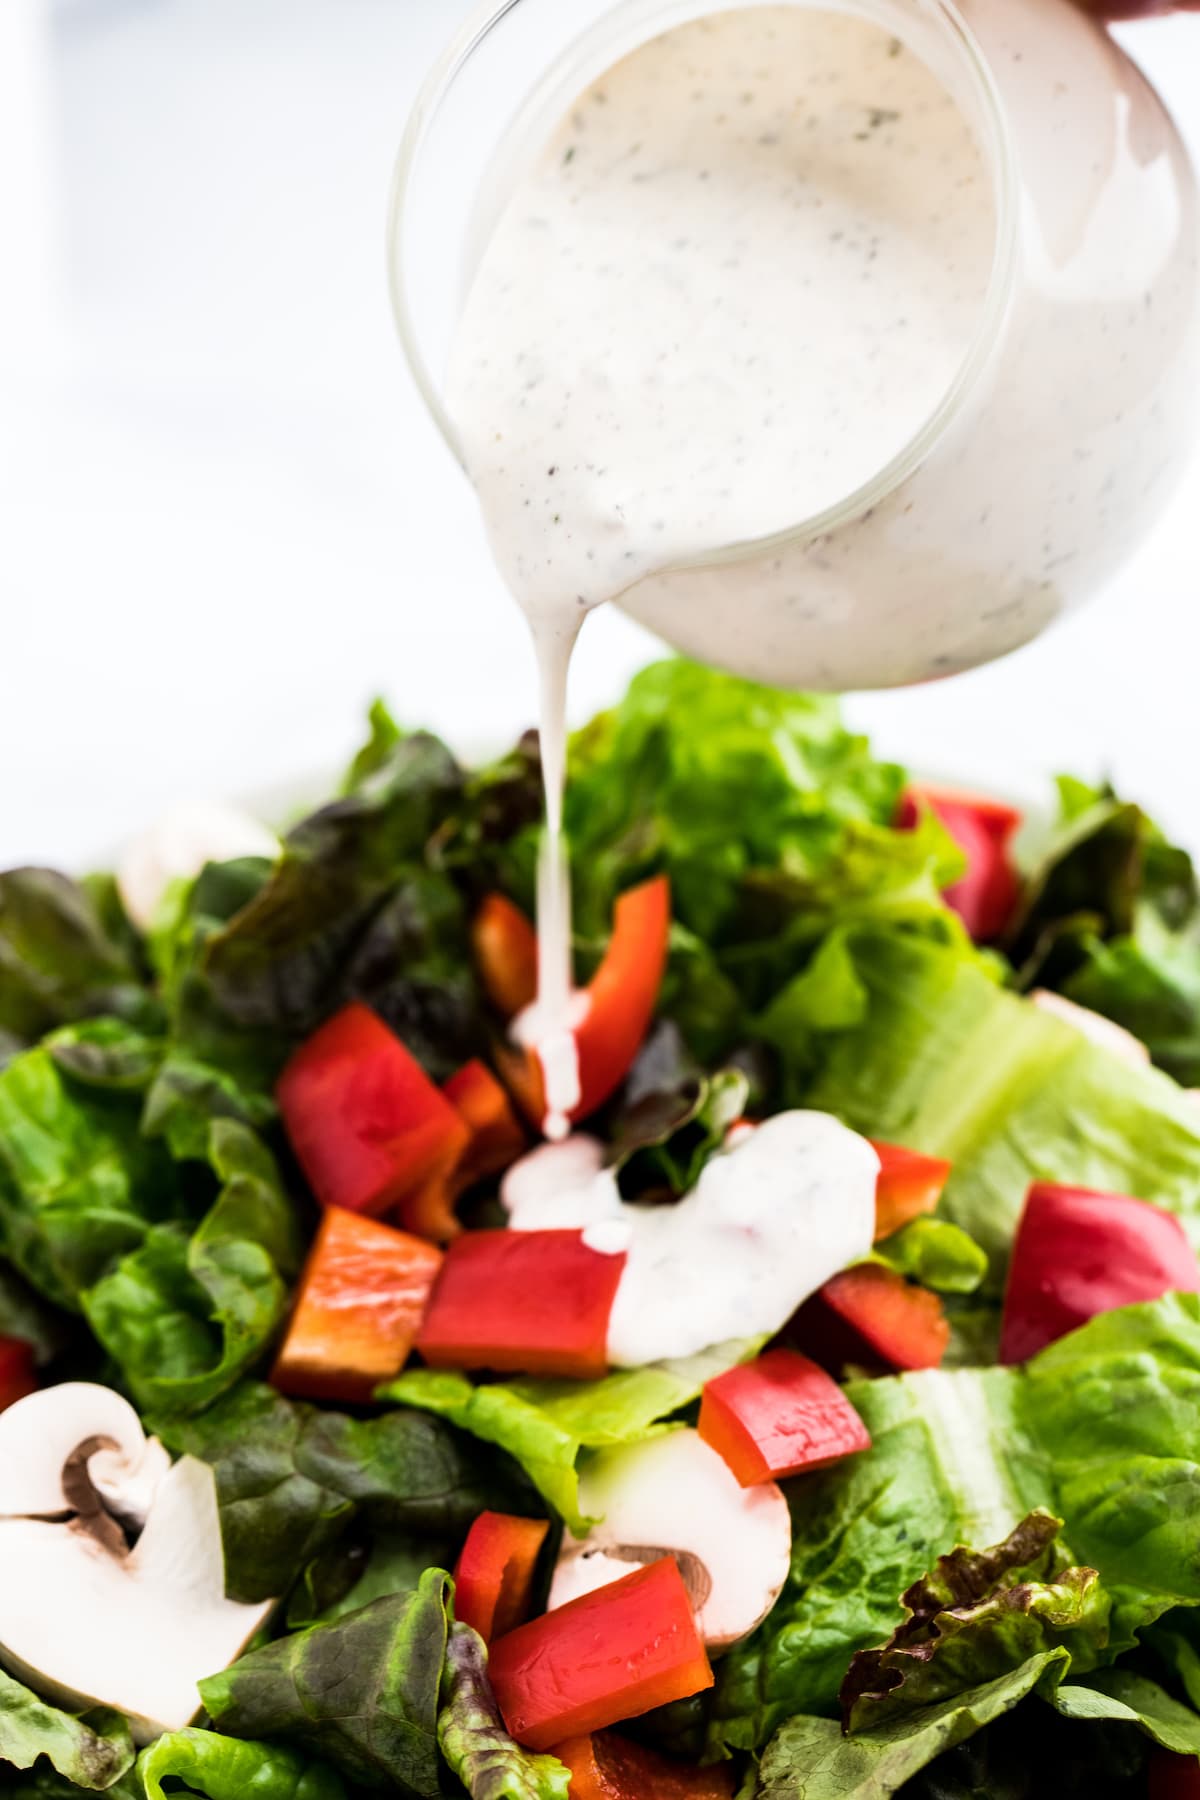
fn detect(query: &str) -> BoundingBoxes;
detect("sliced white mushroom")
[1030,990,1150,1067]
[0,1385,273,1742]
[117,800,279,932]
[0,1382,169,1525]
[549,1429,792,1651]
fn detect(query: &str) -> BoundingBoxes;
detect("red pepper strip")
[399,1060,528,1244]
[489,1558,713,1752]
[270,1207,442,1403]
[552,1731,735,1799]
[792,1263,949,1374]
[445,1060,527,1187]
[277,1003,469,1217]
[1149,1750,1200,1799]
[0,1337,36,1414]
[454,1511,550,1644]
[500,876,671,1131]
[699,1347,871,1487]
[473,894,540,1019]
[1001,1183,1200,1365]
[417,1228,626,1378]
[898,784,1022,943]
[870,1140,953,1241]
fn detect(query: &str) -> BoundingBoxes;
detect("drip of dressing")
[448,7,994,1130]
[508,615,587,1139]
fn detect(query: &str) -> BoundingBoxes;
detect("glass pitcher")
[389,0,1198,690]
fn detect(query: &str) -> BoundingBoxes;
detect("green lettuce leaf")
[871,1219,988,1296]
[138,1727,346,1800]
[0,1256,71,1364]
[840,1511,1109,1731]
[0,1668,135,1791]
[709,1295,1200,1757]
[383,1338,759,1534]
[0,868,157,1056]
[1051,1667,1200,1754]
[438,1623,571,1800]
[559,660,907,942]
[199,1571,452,1795]
[1007,778,1200,1084]
[287,1527,458,1630]
[200,736,481,1083]
[747,1654,1071,1800]
[804,930,1200,1287]
[708,1365,1048,1754]
[1021,1294,1200,1645]
[143,859,282,1162]
[157,1382,532,1604]
[82,1120,299,1415]
[0,1038,185,1309]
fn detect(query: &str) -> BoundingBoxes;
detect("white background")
[0,0,1197,868]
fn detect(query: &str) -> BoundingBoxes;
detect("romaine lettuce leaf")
[709,1295,1200,1757]
[139,1727,346,1800]
[438,1623,570,1800]
[82,1119,299,1415]
[708,1365,1048,1754]
[199,1572,452,1795]
[804,931,1200,1286]
[157,1382,533,1604]
[0,1669,135,1791]
[382,1339,759,1534]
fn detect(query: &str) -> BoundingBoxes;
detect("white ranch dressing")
[502,1111,879,1365]
[446,6,996,1127]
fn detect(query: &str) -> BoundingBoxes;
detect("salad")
[3,658,1200,1800]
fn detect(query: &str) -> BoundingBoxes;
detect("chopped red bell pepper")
[1000,1182,1200,1364]
[871,1140,953,1241]
[398,1060,528,1243]
[0,1337,36,1413]
[792,1263,950,1373]
[270,1207,442,1403]
[898,784,1022,942]
[501,876,671,1131]
[473,894,540,1019]
[552,1731,735,1799]
[277,1003,469,1217]
[1149,1750,1200,1800]
[454,1510,550,1644]
[489,1557,713,1752]
[445,1060,528,1187]
[417,1228,626,1378]
[698,1347,871,1486]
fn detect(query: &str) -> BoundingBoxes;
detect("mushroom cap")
[0,1382,170,1524]
[549,1428,792,1651]
[0,1454,272,1743]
